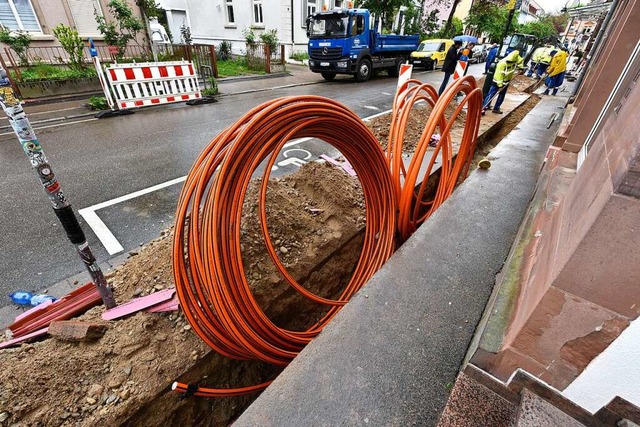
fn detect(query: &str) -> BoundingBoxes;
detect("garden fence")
[245,43,286,74]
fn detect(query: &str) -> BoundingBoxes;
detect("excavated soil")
[368,103,467,153]
[0,162,365,427]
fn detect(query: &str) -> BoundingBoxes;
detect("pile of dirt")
[0,162,365,427]
[367,103,467,153]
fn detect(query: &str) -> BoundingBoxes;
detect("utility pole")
[0,89,117,309]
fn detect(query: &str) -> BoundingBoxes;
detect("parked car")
[470,44,488,63]
[410,39,454,70]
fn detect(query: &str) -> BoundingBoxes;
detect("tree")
[550,13,570,34]
[517,15,558,41]
[95,0,144,59]
[53,24,85,71]
[464,1,512,42]
[358,0,412,32]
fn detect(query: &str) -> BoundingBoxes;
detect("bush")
[52,24,85,71]
[217,40,232,61]
[87,96,109,110]
[202,77,217,96]
[243,28,257,47]
[0,28,32,66]
[259,29,278,54]
[289,51,309,61]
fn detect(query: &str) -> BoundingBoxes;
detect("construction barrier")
[105,61,201,110]
[453,60,469,81]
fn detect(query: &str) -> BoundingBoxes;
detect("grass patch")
[290,51,309,61]
[13,64,96,82]
[217,58,265,78]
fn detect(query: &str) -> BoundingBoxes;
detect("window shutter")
[0,0,19,30]
[13,0,39,31]
[67,0,102,36]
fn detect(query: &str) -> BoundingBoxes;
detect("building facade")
[0,0,144,48]
[157,0,349,58]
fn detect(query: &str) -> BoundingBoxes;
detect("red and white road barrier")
[397,63,413,92]
[453,60,468,81]
[105,61,201,110]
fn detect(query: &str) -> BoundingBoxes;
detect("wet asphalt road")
[0,64,483,305]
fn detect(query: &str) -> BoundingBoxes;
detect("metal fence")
[245,43,286,74]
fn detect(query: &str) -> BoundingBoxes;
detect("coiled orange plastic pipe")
[173,78,482,397]
[172,96,397,396]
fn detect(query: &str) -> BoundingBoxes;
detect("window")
[67,0,103,36]
[252,0,263,25]
[226,0,234,24]
[0,0,41,32]
[303,0,316,28]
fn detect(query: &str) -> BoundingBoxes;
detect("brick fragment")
[49,320,108,342]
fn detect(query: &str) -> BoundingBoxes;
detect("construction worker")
[526,46,552,79]
[484,43,499,74]
[543,48,568,95]
[482,50,524,114]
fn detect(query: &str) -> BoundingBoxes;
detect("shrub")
[217,40,232,61]
[95,0,144,59]
[243,28,257,47]
[259,29,278,54]
[16,64,96,82]
[0,28,32,66]
[289,51,309,61]
[52,24,85,71]
[87,96,109,110]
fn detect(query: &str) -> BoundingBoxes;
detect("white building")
[156,0,349,58]
[517,0,545,24]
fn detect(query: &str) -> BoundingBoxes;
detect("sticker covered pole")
[0,88,116,309]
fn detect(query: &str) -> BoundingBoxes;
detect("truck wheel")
[321,72,336,81]
[388,59,403,77]
[355,59,372,82]
[427,60,436,71]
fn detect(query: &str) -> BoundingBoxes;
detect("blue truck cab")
[307,8,419,82]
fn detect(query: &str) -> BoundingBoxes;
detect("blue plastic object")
[30,294,57,307]
[9,291,33,306]
[88,38,98,58]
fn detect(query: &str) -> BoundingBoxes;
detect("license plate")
[320,62,330,67]
[414,60,421,64]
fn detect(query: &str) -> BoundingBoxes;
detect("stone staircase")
[438,364,640,427]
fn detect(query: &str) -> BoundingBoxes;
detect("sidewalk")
[235,93,569,426]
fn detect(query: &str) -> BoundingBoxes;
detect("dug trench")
[0,78,540,427]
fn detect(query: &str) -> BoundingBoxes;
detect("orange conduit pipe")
[171,96,397,397]
[390,76,483,241]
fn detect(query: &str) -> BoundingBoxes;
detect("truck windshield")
[309,15,349,39]
[416,42,440,52]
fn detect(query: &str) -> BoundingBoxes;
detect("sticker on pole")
[397,63,413,91]
[453,60,468,81]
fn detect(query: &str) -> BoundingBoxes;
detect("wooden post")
[265,44,271,74]
[281,44,285,65]
[209,44,218,78]
[4,48,22,82]
[0,52,21,97]
[186,44,193,62]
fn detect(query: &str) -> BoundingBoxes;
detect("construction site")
[0,1,639,426]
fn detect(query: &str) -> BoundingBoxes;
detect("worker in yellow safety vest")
[527,46,552,79]
[543,48,568,96]
[482,50,524,114]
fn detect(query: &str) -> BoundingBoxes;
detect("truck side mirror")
[305,16,311,37]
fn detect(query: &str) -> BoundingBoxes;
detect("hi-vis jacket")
[532,47,552,65]
[546,50,568,77]
[493,50,524,87]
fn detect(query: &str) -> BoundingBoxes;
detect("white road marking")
[79,109,395,255]
[363,105,380,110]
[381,92,393,96]
[0,118,97,137]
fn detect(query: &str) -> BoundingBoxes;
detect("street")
[0,64,483,305]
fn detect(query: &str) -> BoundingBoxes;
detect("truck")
[306,8,420,82]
